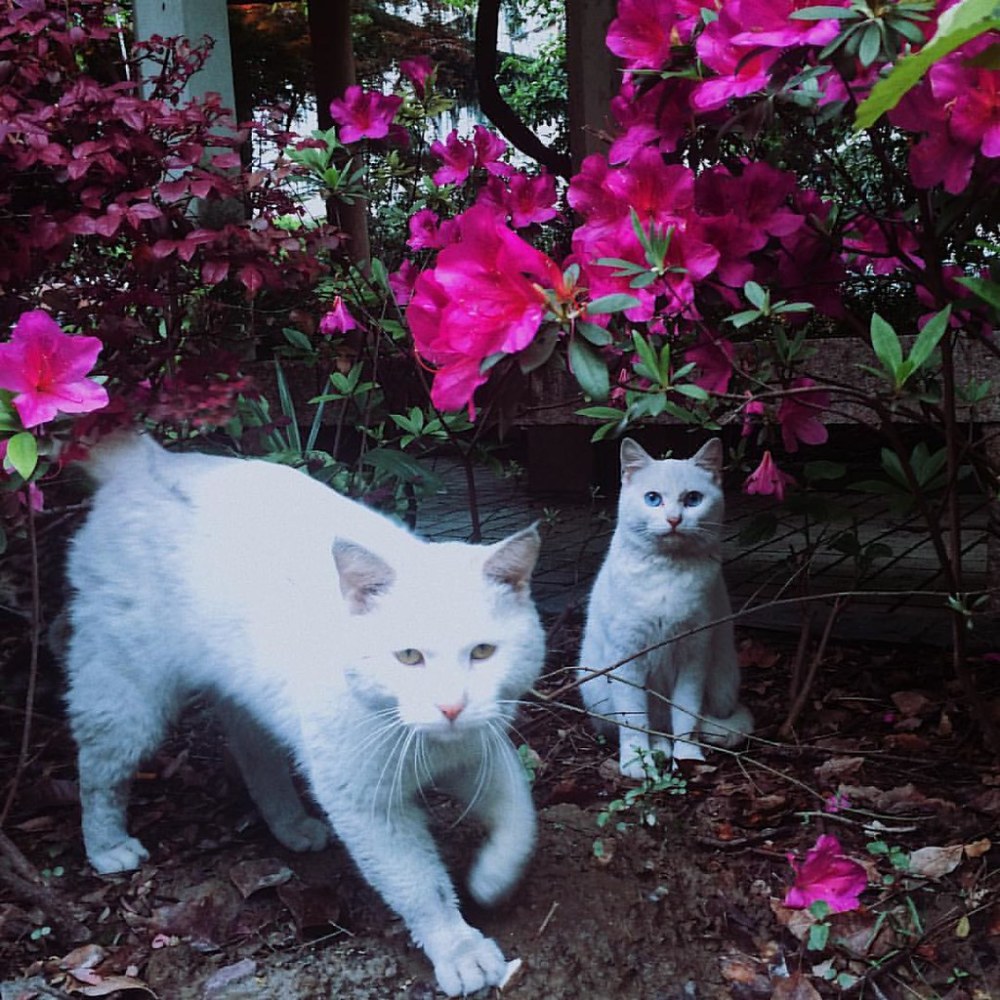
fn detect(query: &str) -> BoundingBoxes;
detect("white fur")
[577,438,752,779]
[65,434,544,997]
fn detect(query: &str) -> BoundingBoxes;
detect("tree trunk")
[566,0,618,171]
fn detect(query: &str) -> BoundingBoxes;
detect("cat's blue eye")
[394,648,425,666]
[470,643,496,662]
[683,491,704,508]
[643,491,663,507]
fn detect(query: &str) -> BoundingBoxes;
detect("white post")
[132,0,236,110]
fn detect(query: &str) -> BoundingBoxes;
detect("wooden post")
[566,0,619,171]
[307,0,371,266]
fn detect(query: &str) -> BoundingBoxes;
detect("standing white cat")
[65,433,543,997]
[577,438,752,779]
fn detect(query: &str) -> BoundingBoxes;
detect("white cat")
[577,438,752,779]
[64,434,543,997]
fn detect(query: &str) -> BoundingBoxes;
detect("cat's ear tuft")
[692,437,724,483]
[332,539,395,614]
[619,438,652,481]
[483,525,541,594]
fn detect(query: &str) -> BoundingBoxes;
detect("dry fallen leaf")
[907,844,964,879]
[890,690,930,716]
[964,837,992,859]
[771,970,822,1000]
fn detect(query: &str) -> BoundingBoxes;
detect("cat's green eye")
[394,648,425,666]
[470,643,496,661]
[683,491,704,508]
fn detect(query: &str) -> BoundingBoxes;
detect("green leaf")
[906,305,951,375]
[855,0,1000,128]
[281,326,314,352]
[631,332,661,382]
[674,382,709,400]
[517,326,559,373]
[804,460,847,482]
[727,309,763,329]
[576,321,614,347]
[790,5,859,17]
[743,280,767,310]
[869,313,903,376]
[858,21,883,66]
[588,293,641,315]
[6,431,38,480]
[577,406,627,421]
[956,275,1000,311]
[568,338,610,401]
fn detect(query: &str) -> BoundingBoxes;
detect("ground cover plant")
[1,0,999,996]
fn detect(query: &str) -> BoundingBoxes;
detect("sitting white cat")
[65,433,543,997]
[577,438,752,779]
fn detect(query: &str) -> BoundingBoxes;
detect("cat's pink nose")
[437,700,466,723]
[667,515,682,528]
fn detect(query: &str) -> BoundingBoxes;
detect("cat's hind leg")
[216,699,329,853]
[65,644,179,874]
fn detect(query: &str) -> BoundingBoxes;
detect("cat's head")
[616,438,725,555]
[332,525,544,738]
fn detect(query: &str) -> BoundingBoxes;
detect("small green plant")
[593,749,686,858]
[517,744,540,785]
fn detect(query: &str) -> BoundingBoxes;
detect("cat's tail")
[700,702,753,748]
[80,431,161,484]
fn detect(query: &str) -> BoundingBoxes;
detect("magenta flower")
[0,310,108,428]
[685,334,735,395]
[329,86,403,143]
[318,296,358,335]
[606,0,702,70]
[472,125,511,177]
[388,259,419,307]
[431,131,477,186]
[504,172,558,228]
[400,56,435,99]
[407,209,458,251]
[777,377,829,452]
[407,205,560,412]
[784,834,867,914]
[744,450,795,501]
[731,0,847,49]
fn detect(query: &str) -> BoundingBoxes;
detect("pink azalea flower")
[388,259,419,307]
[693,2,780,112]
[329,86,403,143]
[431,131,477,186]
[0,310,108,428]
[610,78,695,164]
[318,296,358,335]
[685,334,735,395]
[741,396,766,437]
[400,56,435,99]
[731,0,848,49]
[505,172,558,228]
[744,450,795,501]
[407,209,456,251]
[472,125,511,177]
[777,377,829,452]
[606,0,702,70]
[784,834,867,914]
[407,205,560,413]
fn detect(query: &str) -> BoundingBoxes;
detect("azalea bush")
[340,0,997,738]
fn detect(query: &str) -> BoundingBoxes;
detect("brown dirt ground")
[2,604,1000,998]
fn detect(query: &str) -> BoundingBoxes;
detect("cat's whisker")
[449,729,493,828]
[370,726,411,827]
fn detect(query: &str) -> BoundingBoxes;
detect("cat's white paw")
[430,929,508,998]
[671,739,705,763]
[269,814,329,853]
[618,744,651,780]
[467,849,518,907]
[88,837,150,874]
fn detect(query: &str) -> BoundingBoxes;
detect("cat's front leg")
[668,663,707,763]
[309,775,509,996]
[605,676,654,779]
[444,739,536,907]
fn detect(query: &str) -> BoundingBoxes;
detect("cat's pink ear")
[692,438,724,483]
[619,438,652,481]
[483,525,541,594]
[332,539,395,614]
